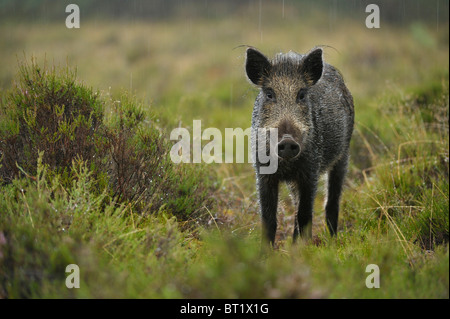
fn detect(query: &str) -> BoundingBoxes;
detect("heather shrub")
[0,59,216,222]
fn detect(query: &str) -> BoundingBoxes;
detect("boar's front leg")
[294,172,319,241]
[257,175,279,248]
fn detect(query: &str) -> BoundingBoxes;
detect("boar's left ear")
[300,48,323,86]
[246,48,271,86]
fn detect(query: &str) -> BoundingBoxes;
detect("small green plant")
[0,59,104,185]
[102,94,216,221]
[0,59,216,222]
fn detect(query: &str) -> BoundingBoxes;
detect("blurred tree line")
[0,0,448,26]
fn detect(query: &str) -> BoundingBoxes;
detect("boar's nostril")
[290,143,299,154]
[277,138,300,159]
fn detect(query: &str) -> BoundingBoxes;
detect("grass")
[0,4,448,298]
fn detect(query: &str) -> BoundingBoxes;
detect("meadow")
[0,2,448,298]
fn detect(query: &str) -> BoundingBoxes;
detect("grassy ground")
[0,4,448,298]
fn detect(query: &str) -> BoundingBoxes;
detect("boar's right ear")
[245,48,271,86]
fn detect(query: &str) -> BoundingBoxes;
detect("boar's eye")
[264,88,276,101]
[296,88,307,103]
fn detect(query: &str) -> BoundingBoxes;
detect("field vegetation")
[0,1,448,298]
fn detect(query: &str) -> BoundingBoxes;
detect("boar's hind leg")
[325,155,349,236]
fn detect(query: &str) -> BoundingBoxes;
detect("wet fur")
[247,47,354,247]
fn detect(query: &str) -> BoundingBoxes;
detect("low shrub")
[0,59,216,222]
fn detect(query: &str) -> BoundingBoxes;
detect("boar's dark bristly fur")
[246,47,354,248]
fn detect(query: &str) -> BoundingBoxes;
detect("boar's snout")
[277,134,300,160]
